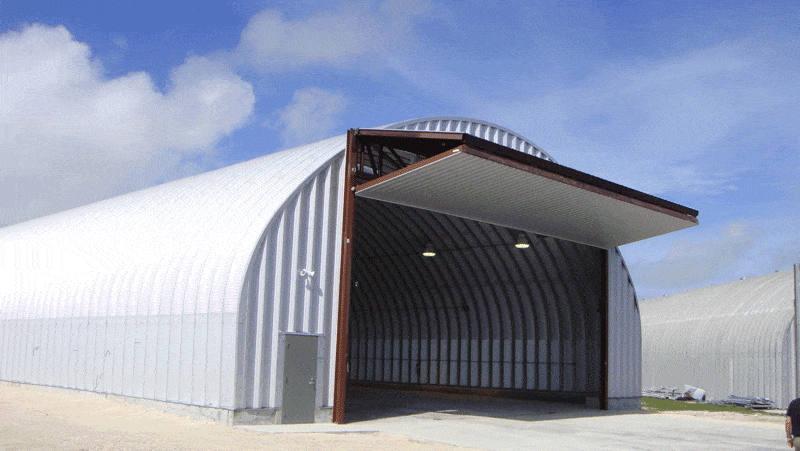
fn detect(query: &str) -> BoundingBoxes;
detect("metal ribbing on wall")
[0,258,239,410]
[0,135,349,411]
[347,199,604,395]
[607,248,641,401]
[640,270,795,407]
[235,155,346,410]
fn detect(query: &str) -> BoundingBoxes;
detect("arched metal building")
[641,266,800,408]
[0,117,698,424]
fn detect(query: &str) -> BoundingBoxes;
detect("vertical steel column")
[600,249,609,410]
[332,129,358,424]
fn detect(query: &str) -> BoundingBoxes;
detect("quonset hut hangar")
[0,117,698,425]
[641,266,800,408]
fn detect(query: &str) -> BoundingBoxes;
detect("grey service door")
[282,334,318,424]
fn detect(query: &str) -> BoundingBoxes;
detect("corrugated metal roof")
[387,116,556,162]
[0,135,347,318]
[355,143,697,249]
[640,271,794,322]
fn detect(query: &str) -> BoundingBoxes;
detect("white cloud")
[634,222,757,291]
[232,0,432,72]
[456,39,800,197]
[275,87,348,148]
[769,239,800,271]
[0,24,255,226]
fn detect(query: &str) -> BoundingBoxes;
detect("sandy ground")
[0,382,477,451]
[0,382,787,450]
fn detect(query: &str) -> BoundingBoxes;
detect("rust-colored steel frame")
[332,130,358,424]
[601,249,609,410]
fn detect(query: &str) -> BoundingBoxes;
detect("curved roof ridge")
[1,134,347,316]
[383,116,555,162]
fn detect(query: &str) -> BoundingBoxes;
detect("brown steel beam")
[332,129,359,424]
[385,146,407,170]
[354,147,460,194]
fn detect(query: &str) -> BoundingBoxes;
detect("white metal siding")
[235,155,346,409]
[0,135,347,410]
[607,248,642,400]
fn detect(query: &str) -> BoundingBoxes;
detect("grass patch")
[642,397,764,415]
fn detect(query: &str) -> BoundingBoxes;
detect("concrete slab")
[241,388,786,450]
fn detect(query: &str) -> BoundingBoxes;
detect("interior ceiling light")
[515,233,530,249]
[422,243,436,257]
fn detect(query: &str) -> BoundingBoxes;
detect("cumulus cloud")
[232,0,432,72]
[634,222,757,290]
[275,87,348,148]
[0,24,255,226]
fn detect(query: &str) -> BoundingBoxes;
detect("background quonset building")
[641,266,800,409]
[0,117,698,425]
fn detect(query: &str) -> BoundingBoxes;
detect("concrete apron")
[239,388,786,451]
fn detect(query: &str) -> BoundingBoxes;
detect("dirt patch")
[0,382,477,451]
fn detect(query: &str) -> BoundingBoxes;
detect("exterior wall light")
[422,243,436,257]
[515,233,530,249]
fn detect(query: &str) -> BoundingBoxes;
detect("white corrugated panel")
[235,156,346,410]
[640,270,795,407]
[0,135,347,410]
[607,248,642,402]
[356,148,696,248]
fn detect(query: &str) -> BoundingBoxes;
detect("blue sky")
[1,0,798,299]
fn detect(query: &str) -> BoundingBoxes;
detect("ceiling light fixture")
[515,233,530,249]
[422,243,436,257]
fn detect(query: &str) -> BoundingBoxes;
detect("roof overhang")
[352,129,698,249]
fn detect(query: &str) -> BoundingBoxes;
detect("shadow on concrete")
[344,386,645,424]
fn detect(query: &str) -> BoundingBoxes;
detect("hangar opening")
[330,129,698,423]
[345,201,606,420]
